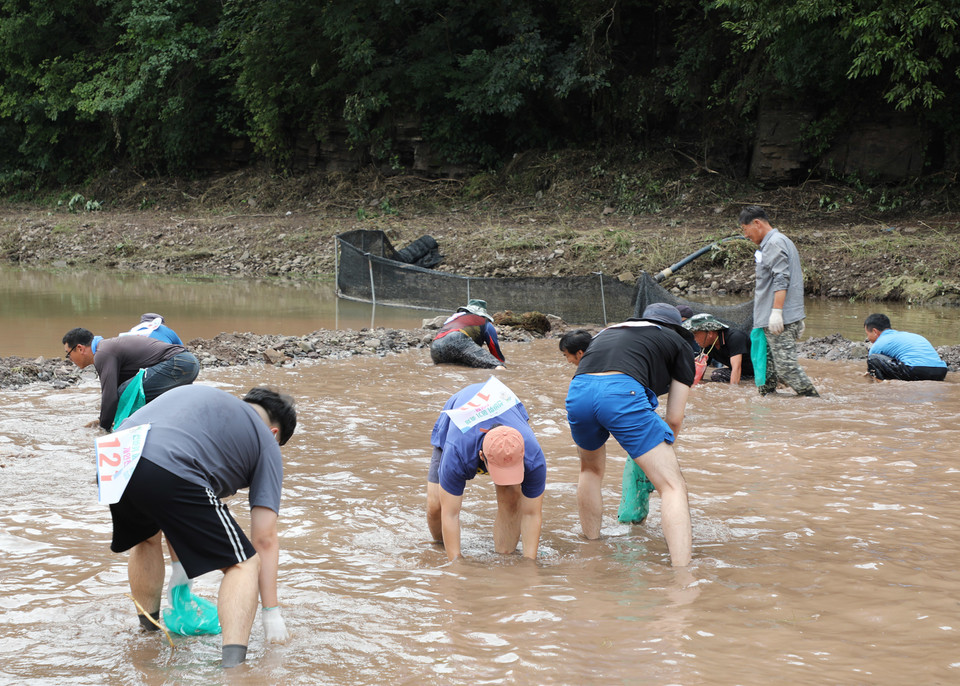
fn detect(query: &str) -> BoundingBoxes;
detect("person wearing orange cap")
[427,381,547,561]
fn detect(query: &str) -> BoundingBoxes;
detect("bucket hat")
[457,299,493,322]
[683,312,729,332]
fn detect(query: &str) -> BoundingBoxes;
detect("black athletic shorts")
[110,458,257,578]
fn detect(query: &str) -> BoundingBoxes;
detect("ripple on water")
[1,350,960,682]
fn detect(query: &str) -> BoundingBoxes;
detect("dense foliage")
[0,0,957,187]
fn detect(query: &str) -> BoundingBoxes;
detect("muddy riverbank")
[2,165,960,307]
[3,167,958,389]
[2,322,957,391]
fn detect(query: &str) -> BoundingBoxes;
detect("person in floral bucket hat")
[429,299,506,369]
[683,313,754,385]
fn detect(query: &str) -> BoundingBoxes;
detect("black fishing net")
[336,230,753,330]
[633,272,754,332]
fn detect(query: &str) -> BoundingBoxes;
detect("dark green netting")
[336,230,754,329]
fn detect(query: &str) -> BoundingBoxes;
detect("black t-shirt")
[575,322,695,394]
[708,328,754,377]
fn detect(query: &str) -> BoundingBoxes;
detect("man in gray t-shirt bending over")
[111,384,297,668]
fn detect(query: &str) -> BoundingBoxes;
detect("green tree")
[72,0,230,172]
[716,0,960,110]
[0,0,110,185]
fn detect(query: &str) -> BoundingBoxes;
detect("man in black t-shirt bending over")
[565,303,696,567]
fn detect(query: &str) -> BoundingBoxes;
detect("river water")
[1,267,958,359]
[0,268,445,359]
[2,331,959,683]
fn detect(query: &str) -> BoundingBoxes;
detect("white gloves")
[262,606,290,643]
[768,308,784,335]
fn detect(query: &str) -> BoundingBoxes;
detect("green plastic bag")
[617,459,656,523]
[112,369,146,429]
[163,583,222,636]
[750,328,768,387]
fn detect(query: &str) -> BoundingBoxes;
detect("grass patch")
[864,275,946,303]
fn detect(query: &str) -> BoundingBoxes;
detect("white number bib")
[442,376,519,433]
[95,424,151,505]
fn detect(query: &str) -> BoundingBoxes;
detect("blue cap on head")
[640,302,684,328]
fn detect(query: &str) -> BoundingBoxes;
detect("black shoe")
[138,611,161,631]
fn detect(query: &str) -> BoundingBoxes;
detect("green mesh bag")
[750,328,768,387]
[163,583,222,636]
[112,369,146,429]
[617,459,655,523]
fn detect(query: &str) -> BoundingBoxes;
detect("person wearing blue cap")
[564,303,696,567]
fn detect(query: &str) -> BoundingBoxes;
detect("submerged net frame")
[335,230,753,330]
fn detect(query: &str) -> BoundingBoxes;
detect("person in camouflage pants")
[741,205,819,397]
[759,320,818,396]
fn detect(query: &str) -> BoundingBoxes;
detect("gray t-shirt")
[117,384,283,512]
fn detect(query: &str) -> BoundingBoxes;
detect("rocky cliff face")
[750,104,926,185]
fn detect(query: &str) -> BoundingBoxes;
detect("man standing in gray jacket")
[740,206,819,397]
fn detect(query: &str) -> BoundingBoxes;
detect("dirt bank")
[2,164,959,306]
[2,165,958,389]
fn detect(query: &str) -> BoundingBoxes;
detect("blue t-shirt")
[123,319,184,345]
[870,329,945,368]
[149,324,183,345]
[430,383,547,498]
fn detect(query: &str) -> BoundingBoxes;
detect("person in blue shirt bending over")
[427,381,547,561]
[864,313,947,381]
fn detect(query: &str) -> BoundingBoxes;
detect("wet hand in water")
[262,606,290,643]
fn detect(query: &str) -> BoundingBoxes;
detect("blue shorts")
[565,374,674,458]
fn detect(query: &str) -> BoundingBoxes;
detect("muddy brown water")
[1,266,958,359]
[2,337,959,684]
[0,268,444,359]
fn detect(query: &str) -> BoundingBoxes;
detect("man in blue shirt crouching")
[864,313,948,381]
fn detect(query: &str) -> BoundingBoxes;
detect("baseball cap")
[481,426,525,485]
